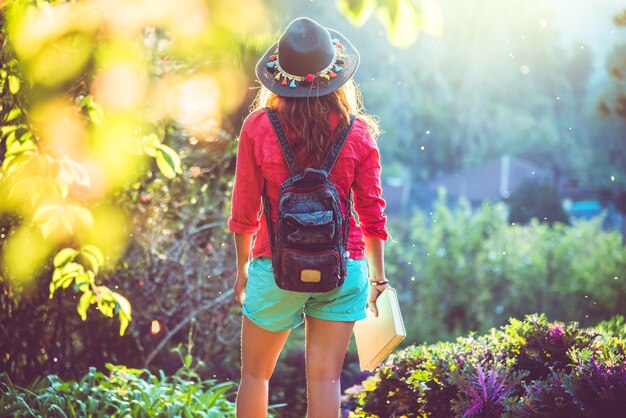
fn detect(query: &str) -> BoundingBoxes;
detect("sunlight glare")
[92,64,146,110]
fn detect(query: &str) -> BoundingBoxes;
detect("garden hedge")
[342,314,626,417]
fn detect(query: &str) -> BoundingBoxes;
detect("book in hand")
[353,287,406,371]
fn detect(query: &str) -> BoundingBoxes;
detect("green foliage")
[0,363,237,417]
[336,0,443,47]
[387,191,626,344]
[342,314,626,417]
[0,126,240,383]
[593,10,626,191]
[48,244,132,336]
[0,0,188,336]
[508,181,570,226]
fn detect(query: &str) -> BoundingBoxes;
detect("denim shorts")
[242,257,369,332]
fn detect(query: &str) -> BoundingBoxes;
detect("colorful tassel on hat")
[282,77,288,86]
[269,54,277,61]
[329,70,337,78]
[275,73,281,81]
[289,80,297,88]
[334,65,343,72]
[267,61,276,68]
[320,73,330,80]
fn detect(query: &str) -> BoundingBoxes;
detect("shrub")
[0,363,237,417]
[387,191,626,344]
[342,314,626,417]
[508,180,570,226]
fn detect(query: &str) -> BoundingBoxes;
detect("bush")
[508,180,570,225]
[0,134,242,384]
[386,190,626,344]
[342,314,626,418]
[0,362,237,417]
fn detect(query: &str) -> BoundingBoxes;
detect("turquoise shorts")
[242,257,369,332]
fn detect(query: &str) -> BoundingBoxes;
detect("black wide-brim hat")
[255,17,360,98]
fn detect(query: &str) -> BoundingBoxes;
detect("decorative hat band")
[266,38,346,89]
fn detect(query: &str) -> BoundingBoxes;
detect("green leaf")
[50,271,60,298]
[40,215,63,239]
[2,152,35,177]
[50,263,82,298]
[143,133,161,157]
[19,131,33,142]
[155,144,181,179]
[53,248,79,268]
[336,0,377,26]
[8,75,20,94]
[60,262,85,277]
[143,144,158,158]
[74,270,94,292]
[88,102,105,126]
[80,250,100,275]
[4,136,37,158]
[82,244,105,266]
[376,0,422,48]
[55,177,70,199]
[0,125,20,137]
[68,205,94,229]
[112,292,132,336]
[57,156,91,188]
[61,273,77,289]
[4,107,21,122]
[98,298,115,317]
[203,382,235,408]
[33,204,61,223]
[77,290,93,321]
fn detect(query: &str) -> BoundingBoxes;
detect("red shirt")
[227,108,388,260]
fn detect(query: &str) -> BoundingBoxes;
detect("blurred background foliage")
[1,0,625,416]
[387,190,626,344]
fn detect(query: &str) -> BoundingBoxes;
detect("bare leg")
[236,315,291,418]
[304,316,355,418]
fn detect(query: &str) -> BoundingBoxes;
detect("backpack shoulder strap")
[321,114,356,249]
[321,114,356,174]
[264,108,301,176]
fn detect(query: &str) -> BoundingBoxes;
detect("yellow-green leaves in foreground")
[336,0,443,48]
[51,245,131,335]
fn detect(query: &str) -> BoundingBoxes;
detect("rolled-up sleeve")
[353,130,389,241]
[227,121,264,235]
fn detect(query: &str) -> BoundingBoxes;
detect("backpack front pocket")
[283,210,336,245]
[279,249,343,292]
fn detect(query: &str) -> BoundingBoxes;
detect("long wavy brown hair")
[251,79,380,168]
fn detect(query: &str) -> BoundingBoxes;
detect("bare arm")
[364,235,386,281]
[364,235,389,317]
[233,232,254,305]
[234,232,254,272]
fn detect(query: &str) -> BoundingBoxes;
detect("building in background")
[383,155,621,235]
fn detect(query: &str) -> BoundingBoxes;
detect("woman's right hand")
[367,282,390,317]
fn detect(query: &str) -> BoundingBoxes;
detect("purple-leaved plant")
[450,363,527,418]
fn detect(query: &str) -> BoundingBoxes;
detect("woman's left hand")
[367,282,390,317]
[233,271,248,306]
